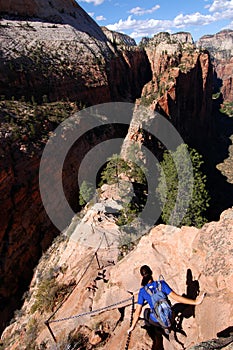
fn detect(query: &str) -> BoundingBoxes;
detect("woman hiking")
[127,265,205,334]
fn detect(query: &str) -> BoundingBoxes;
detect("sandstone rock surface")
[0,1,151,104]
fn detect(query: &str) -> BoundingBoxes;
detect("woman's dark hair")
[140,265,153,286]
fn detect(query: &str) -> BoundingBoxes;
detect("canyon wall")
[0,18,151,104]
[137,32,213,149]
[197,30,233,102]
[0,107,131,332]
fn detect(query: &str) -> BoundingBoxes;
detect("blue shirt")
[137,280,172,323]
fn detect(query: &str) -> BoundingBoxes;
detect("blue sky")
[77,0,233,42]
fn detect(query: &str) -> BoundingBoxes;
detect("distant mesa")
[199,29,233,40]
[139,31,194,48]
[101,26,137,47]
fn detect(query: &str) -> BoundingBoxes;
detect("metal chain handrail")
[47,231,106,323]
[48,296,133,324]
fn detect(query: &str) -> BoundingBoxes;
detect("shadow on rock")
[188,325,233,349]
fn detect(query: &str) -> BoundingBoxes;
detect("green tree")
[79,181,95,206]
[156,144,210,228]
[100,154,146,187]
[99,154,131,187]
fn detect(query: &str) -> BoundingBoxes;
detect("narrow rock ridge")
[1,204,232,349]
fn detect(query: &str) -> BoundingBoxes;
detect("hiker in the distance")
[127,265,205,334]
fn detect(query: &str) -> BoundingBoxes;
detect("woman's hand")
[127,304,142,334]
[195,292,206,305]
[127,325,134,334]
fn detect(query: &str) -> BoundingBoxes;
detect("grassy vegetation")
[30,269,75,314]
[141,93,159,106]
[212,92,221,100]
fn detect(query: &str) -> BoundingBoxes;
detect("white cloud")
[107,16,137,31]
[88,12,95,17]
[208,0,233,12]
[79,0,104,5]
[107,12,216,35]
[207,0,233,21]
[96,15,106,21]
[107,16,172,37]
[173,12,214,27]
[129,5,160,16]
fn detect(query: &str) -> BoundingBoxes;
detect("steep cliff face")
[0,18,150,104]
[0,0,106,39]
[0,0,151,104]
[101,26,137,47]
[136,32,213,148]
[197,30,233,102]
[1,203,232,350]
[0,139,56,331]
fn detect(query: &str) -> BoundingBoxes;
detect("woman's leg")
[144,308,161,328]
[143,308,152,327]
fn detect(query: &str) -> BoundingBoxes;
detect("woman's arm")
[127,304,143,333]
[169,291,205,305]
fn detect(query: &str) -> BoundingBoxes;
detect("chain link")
[49,297,133,324]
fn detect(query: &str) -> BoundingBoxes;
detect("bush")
[79,180,95,206]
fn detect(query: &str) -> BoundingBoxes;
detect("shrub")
[79,180,95,206]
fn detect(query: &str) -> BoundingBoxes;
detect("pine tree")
[156,144,210,228]
[99,154,131,187]
[100,154,146,186]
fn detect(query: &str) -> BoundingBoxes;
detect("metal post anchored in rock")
[44,320,57,343]
[95,251,102,269]
[125,291,135,350]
